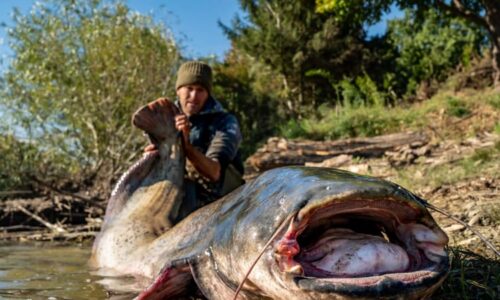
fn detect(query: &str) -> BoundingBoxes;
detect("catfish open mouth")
[274,197,449,290]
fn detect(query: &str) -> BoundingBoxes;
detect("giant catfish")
[90,98,450,299]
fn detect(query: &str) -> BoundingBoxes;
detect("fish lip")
[293,260,450,296]
[273,196,450,294]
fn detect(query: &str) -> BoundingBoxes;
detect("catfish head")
[184,167,450,300]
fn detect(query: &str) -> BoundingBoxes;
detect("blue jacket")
[176,96,244,198]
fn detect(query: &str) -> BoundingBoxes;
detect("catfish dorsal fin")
[132,97,179,144]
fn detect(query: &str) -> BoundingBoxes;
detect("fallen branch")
[246,131,429,172]
[13,204,67,234]
[0,223,99,241]
[0,225,43,231]
[0,190,34,198]
[29,176,106,209]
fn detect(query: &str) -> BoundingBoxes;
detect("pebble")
[464,202,476,211]
[456,237,479,246]
[444,224,465,232]
[466,209,480,218]
[467,214,481,226]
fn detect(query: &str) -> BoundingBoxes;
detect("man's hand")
[144,144,157,153]
[175,114,191,144]
[174,114,221,182]
[143,113,220,182]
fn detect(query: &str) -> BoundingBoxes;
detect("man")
[148,61,244,223]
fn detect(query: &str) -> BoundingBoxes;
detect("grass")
[286,85,500,192]
[280,86,499,142]
[394,144,499,192]
[435,248,500,299]
[446,96,471,118]
[486,92,500,110]
[280,104,421,140]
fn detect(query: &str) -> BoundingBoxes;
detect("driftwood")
[0,190,34,198]
[30,176,103,206]
[0,194,103,241]
[246,131,429,172]
[0,224,98,241]
[13,204,67,234]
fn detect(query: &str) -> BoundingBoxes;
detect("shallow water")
[0,242,132,300]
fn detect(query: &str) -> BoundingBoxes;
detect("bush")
[387,8,485,97]
[279,103,416,141]
[446,97,471,118]
[1,0,180,191]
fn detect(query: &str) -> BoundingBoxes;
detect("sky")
[0,0,244,71]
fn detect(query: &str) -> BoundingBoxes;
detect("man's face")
[176,84,209,116]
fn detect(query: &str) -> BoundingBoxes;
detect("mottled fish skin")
[90,98,450,300]
[168,167,449,300]
[89,98,185,275]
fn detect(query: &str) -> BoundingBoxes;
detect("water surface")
[0,242,131,300]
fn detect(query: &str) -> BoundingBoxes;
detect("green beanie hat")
[175,61,213,94]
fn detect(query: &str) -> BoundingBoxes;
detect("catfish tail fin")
[132,97,179,145]
[103,98,179,224]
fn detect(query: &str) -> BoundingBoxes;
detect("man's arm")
[204,114,242,173]
[175,114,221,182]
[184,142,221,182]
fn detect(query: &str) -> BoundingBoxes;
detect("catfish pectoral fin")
[189,250,272,300]
[189,251,238,300]
[136,259,198,300]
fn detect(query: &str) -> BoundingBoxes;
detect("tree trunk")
[492,43,500,86]
[483,0,500,86]
[246,131,429,172]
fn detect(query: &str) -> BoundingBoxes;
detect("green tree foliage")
[222,0,366,117]
[0,132,37,190]
[316,0,392,26]
[316,0,500,85]
[340,73,387,108]
[388,9,485,96]
[1,0,180,191]
[212,48,285,157]
[302,8,485,106]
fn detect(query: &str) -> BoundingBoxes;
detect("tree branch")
[0,190,34,198]
[434,0,488,29]
[14,204,67,233]
[84,118,100,158]
[264,1,280,29]
[29,175,105,206]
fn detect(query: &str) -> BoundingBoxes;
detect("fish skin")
[90,98,450,300]
[89,98,185,273]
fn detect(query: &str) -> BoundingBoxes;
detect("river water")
[0,242,134,300]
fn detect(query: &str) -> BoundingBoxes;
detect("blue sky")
[0,0,243,71]
[126,0,242,58]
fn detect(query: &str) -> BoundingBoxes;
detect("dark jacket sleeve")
[205,113,242,170]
